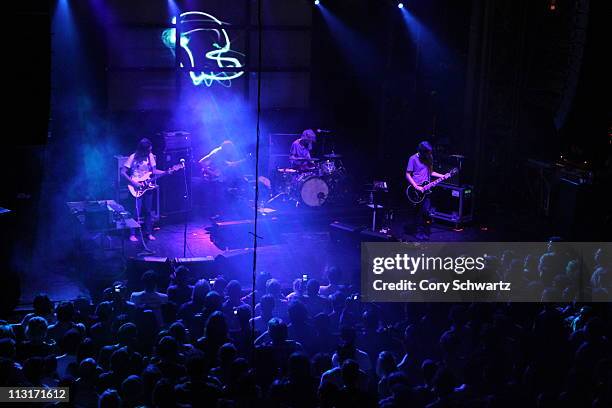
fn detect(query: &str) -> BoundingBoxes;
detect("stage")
[16,200,541,307]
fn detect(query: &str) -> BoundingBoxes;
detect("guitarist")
[405,141,445,241]
[198,140,245,182]
[121,138,167,242]
[198,140,247,219]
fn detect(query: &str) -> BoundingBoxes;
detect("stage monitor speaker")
[330,222,397,246]
[210,218,282,250]
[213,250,254,283]
[360,229,398,242]
[329,222,365,249]
[160,148,192,215]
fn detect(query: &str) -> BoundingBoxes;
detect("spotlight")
[398,2,404,8]
[314,0,320,5]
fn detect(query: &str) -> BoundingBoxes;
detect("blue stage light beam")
[167,0,180,17]
[399,7,450,73]
[52,0,81,102]
[316,2,383,84]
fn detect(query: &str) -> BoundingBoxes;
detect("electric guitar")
[127,162,184,198]
[200,155,250,182]
[405,168,458,204]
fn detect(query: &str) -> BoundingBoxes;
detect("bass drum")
[299,176,329,207]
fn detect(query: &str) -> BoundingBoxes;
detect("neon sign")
[162,11,245,87]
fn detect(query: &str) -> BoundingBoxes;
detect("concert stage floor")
[17,205,545,307]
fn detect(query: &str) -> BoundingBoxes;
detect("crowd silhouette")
[0,244,610,407]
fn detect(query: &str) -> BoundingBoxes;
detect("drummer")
[290,129,317,171]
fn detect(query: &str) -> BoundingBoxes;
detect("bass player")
[405,141,446,241]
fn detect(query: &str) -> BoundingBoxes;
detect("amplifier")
[429,184,474,226]
[161,131,191,150]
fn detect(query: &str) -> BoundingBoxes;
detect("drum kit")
[271,153,347,207]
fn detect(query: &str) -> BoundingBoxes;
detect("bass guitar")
[127,162,184,198]
[405,168,458,204]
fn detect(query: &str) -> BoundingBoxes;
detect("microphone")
[180,158,185,164]
[317,129,332,133]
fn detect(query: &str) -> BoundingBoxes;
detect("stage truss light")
[398,2,404,9]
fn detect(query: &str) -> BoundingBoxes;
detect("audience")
[47,301,78,343]
[129,271,168,324]
[166,265,194,307]
[0,246,611,408]
[251,293,276,334]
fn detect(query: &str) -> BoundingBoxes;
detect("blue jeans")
[134,191,153,235]
[415,195,431,235]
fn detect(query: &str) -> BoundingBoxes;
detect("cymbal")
[292,157,319,161]
[449,154,465,159]
[160,131,190,136]
[277,168,297,173]
[323,153,343,158]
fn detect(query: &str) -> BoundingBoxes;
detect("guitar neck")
[151,172,167,182]
[424,173,451,190]
[150,165,181,182]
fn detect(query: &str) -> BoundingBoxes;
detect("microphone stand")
[181,159,188,258]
